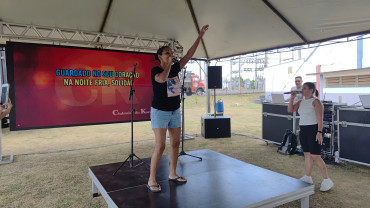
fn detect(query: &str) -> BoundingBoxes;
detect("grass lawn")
[0,93,369,208]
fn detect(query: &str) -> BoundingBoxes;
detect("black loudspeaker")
[201,116,231,138]
[208,66,222,89]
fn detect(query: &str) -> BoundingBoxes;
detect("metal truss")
[0,22,183,54]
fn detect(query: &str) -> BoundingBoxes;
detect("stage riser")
[88,149,314,208]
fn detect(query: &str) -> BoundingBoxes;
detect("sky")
[185,35,370,82]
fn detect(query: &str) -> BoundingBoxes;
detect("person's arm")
[0,99,12,120]
[155,57,172,83]
[287,93,301,113]
[179,25,209,69]
[313,99,324,145]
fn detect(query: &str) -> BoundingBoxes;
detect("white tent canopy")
[1,0,370,59]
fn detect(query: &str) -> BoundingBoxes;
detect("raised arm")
[179,25,209,69]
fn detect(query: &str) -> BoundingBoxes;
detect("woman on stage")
[147,25,209,193]
[288,82,334,192]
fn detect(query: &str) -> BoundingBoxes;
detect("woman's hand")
[290,92,297,100]
[200,25,209,37]
[316,132,323,145]
[2,98,13,112]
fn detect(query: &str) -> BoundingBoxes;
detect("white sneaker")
[300,175,313,184]
[320,178,334,192]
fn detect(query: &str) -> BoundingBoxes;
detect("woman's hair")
[155,46,171,61]
[303,82,319,97]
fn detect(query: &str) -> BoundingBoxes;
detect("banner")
[6,42,157,130]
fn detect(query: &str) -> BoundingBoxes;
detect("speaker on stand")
[201,66,230,138]
[208,66,222,117]
[208,66,222,89]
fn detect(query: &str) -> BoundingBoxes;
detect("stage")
[88,149,314,208]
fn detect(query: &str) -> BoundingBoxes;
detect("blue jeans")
[150,107,181,129]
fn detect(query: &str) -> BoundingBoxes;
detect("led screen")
[6,42,157,130]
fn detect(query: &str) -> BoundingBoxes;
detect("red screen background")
[7,42,158,130]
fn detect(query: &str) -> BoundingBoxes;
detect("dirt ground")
[0,94,369,208]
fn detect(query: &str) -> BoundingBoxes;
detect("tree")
[250,80,255,89]
[239,77,245,88]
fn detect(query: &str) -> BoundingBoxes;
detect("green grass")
[0,93,369,208]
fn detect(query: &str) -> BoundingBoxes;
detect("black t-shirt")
[151,62,181,111]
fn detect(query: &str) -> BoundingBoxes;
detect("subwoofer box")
[201,116,231,138]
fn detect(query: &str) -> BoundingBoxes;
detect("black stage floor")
[88,149,314,208]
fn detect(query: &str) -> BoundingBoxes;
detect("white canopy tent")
[1,0,370,118]
[1,0,370,165]
[1,0,370,59]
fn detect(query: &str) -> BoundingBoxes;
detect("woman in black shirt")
[147,25,209,193]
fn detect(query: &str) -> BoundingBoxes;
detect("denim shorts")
[151,107,181,129]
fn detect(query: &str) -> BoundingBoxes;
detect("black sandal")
[146,184,161,193]
[168,176,187,183]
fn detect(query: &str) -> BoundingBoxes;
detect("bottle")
[216,99,224,114]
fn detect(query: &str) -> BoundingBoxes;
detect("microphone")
[172,58,179,63]
[284,91,302,94]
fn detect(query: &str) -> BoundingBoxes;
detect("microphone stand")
[178,67,202,160]
[113,63,149,175]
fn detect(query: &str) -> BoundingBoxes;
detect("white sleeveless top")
[298,97,318,126]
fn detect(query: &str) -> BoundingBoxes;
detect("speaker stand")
[178,67,202,161]
[213,88,217,118]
